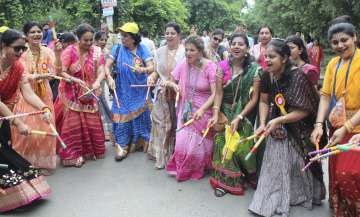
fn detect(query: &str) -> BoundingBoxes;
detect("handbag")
[327,55,354,128]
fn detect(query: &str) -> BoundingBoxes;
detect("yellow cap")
[0,26,9,33]
[119,22,139,34]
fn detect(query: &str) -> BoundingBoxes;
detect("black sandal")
[214,188,227,197]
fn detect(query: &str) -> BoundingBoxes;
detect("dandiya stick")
[310,149,341,162]
[48,74,71,82]
[48,123,67,149]
[245,134,266,161]
[78,82,99,101]
[0,110,46,121]
[145,86,151,101]
[176,119,194,132]
[31,130,57,137]
[130,84,159,87]
[113,89,120,108]
[238,134,258,145]
[0,164,8,169]
[175,92,180,109]
[78,88,96,99]
[123,63,137,71]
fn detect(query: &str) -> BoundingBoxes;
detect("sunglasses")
[11,45,28,53]
[213,37,222,42]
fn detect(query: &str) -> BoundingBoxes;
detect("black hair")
[0,29,24,49]
[185,35,208,58]
[75,23,95,39]
[94,31,107,41]
[257,26,273,35]
[330,15,352,26]
[229,33,253,73]
[285,35,310,63]
[128,32,141,46]
[267,39,293,71]
[140,30,148,37]
[327,22,356,40]
[212,29,225,39]
[59,32,77,43]
[23,21,42,35]
[165,21,181,34]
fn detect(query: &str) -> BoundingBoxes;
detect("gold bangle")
[212,106,220,110]
[54,65,62,70]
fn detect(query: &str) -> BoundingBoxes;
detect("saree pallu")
[329,132,360,217]
[147,88,176,169]
[11,82,56,170]
[0,121,50,213]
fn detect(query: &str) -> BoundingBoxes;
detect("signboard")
[102,7,114,17]
[101,0,117,8]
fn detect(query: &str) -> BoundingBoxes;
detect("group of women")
[0,16,359,217]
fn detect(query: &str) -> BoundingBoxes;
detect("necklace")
[0,58,11,81]
[165,45,179,75]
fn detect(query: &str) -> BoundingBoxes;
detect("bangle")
[10,118,17,126]
[42,106,51,113]
[238,114,244,120]
[54,65,62,70]
[344,120,354,133]
[212,106,220,110]
[280,115,286,124]
[314,122,323,128]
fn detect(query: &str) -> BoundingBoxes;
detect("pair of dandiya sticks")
[77,83,121,109]
[302,142,360,171]
[175,119,212,145]
[0,111,67,149]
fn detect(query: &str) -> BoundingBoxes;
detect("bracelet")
[344,120,354,133]
[238,114,244,120]
[54,65,62,70]
[10,118,17,126]
[314,122,323,128]
[212,106,220,110]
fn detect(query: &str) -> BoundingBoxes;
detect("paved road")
[3,144,331,217]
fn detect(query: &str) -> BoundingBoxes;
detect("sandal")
[115,144,128,161]
[214,188,227,197]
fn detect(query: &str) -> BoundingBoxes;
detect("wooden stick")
[176,119,194,132]
[123,63,137,71]
[0,110,46,121]
[130,84,159,87]
[48,74,71,82]
[0,164,8,169]
[221,133,233,163]
[245,134,266,161]
[31,130,57,137]
[113,89,120,108]
[78,82,99,101]
[78,88,96,99]
[175,92,180,109]
[48,123,67,149]
[310,150,341,162]
[238,134,258,145]
[145,86,151,101]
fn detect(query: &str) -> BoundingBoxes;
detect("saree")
[322,49,360,217]
[249,68,325,217]
[210,61,261,195]
[0,61,50,212]
[11,46,57,170]
[55,44,105,166]
[147,45,185,169]
[110,43,153,148]
[166,60,216,181]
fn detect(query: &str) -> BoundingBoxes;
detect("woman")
[94,31,112,141]
[307,37,324,69]
[105,22,154,161]
[249,39,325,217]
[206,29,229,63]
[165,36,216,181]
[250,26,273,70]
[147,22,185,169]
[208,33,261,195]
[0,28,51,212]
[286,35,320,88]
[55,23,106,167]
[311,22,360,217]
[10,22,60,173]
